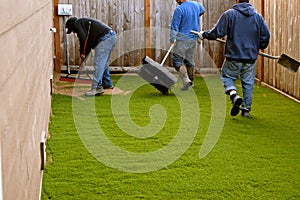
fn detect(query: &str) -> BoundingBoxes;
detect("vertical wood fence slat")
[54,0,61,72]
[145,0,151,57]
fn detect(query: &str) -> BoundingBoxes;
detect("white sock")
[229,90,237,96]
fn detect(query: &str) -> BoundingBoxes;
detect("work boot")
[230,94,243,116]
[176,66,192,91]
[85,86,104,96]
[187,67,194,87]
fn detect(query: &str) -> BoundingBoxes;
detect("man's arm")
[76,20,89,55]
[170,8,182,43]
[202,12,229,40]
[259,18,270,50]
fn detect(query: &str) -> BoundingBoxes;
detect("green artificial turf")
[42,75,300,200]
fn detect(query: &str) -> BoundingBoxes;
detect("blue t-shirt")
[170,1,205,42]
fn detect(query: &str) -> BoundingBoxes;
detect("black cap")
[66,17,77,34]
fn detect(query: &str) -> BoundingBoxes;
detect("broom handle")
[80,21,92,67]
[83,21,92,55]
[160,43,175,66]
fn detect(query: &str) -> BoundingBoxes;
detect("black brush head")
[151,83,169,95]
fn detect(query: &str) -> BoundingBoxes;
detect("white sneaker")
[230,95,243,116]
[180,82,192,91]
[241,108,250,118]
[85,87,104,96]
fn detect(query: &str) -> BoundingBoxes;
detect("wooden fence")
[56,0,232,69]
[260,0,300,99]
[55,0,300,99]
[249,0,300,99]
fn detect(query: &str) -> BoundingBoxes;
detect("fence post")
[145,0,151,57]
[259,0,265,82]
[53,0,61,73]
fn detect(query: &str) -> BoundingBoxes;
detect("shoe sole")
[180,82,192,91]
[230,97,243,116]
[242,113,250,118]
[241,110,250,118]
[103,86,114,89]
[84,91,104,97]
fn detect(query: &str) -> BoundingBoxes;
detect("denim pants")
[92,31,117,89]
[172,40,197,68]
[221,60,256,110]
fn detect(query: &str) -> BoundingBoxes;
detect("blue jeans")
[92,31,117,89]
[221,60,256,110]
[172,40,197,68]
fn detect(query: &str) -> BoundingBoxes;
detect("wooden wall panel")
[0,0,53,199]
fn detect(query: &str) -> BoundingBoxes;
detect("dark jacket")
[70,18,112,55]
[203,3,270,62]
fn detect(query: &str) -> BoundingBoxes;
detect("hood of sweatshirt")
[233,3,255,17]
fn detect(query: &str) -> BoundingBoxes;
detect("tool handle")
[191,30,226,44]
[191,30,281,59]
[215,37,280,59]
[215,38,280,59]
[160,43,175,66]
[78,53,90,70]
[79,21,92,69]
[82,21,92,56]
[257,52,280,59]
[190,30,200,36]
[216,38,225,43]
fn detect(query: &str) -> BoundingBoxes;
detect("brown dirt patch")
[53,72,129,98]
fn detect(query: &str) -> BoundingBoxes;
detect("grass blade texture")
[42,75,300,199]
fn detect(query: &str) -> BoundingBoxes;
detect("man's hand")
[79,54,86,70]
[190,30,204,40]
[80,54,86,61]
[198,31,204,40]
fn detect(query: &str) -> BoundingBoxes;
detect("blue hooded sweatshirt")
[203,3,270,62]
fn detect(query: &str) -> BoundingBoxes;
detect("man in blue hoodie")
[170,0,205,91]
[197,0,270,117]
